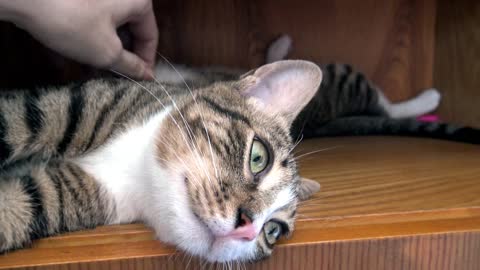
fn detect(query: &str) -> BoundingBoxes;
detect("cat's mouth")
[191,211,217,246]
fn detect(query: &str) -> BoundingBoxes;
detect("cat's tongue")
[222,224,257,241]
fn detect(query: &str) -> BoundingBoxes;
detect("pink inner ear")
[240,61,322,122]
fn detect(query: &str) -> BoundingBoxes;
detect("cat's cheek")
[146,165,216,257]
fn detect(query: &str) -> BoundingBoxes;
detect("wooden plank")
[434,0,480,128]
[1,137,479,269]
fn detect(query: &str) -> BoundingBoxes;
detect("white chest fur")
[74,108,171,224]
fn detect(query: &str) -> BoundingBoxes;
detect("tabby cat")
[0,36,478,263]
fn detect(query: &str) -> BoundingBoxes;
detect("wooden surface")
[1,137,480,270]
[434,0,480,128]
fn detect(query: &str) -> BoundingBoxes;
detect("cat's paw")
[417,88,442,113]
[266,34,293,63]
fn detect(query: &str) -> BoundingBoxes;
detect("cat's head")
[150,60,322,262]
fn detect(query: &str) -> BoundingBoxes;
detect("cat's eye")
[250,140,269,174]
[264,221,283,245]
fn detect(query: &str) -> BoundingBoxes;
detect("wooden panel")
[434,0,480,128]
[1,137,479,270]
[4,232,480,270]
[0,0,436,103]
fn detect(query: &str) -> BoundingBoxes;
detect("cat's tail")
[301,116,480,144]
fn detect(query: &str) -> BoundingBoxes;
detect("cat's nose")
[223,208,256,241]
[236,208,253,228]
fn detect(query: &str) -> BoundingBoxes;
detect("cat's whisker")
[157,53,220,185]
[155,137,204,188]
[294,145,342,160]
[185,254,194,270]
[109,69,208,185]
[148,72,215,188]
[200,258,208,270]
[287,133,304,155]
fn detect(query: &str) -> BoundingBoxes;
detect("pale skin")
[0,0,158,80]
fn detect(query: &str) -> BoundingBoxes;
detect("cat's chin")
[205,237,258,262]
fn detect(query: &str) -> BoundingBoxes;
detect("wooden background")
[0,0,478,126]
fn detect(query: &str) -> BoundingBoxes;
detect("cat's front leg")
[0,160,112,253]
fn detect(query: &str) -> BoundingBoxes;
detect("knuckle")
[97,39,123,68]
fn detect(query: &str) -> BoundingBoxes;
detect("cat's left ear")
[298,177,321,201]
[238,60,322,124]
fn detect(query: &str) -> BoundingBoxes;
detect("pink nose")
[225,223,257,241]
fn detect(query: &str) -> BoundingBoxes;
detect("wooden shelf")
[1,137,479,270]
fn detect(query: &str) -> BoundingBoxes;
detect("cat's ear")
[238,60,322,124]
[298,177,320,201]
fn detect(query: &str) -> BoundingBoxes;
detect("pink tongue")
[225,224,257,241]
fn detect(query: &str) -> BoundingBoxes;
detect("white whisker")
[294,145,342,160]
[149,73,215,188]
[287,133,304,155]
[110,69,207,184]
[157,54,220,183]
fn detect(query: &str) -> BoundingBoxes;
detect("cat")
[0,36,479,264]
[0,60,322,262]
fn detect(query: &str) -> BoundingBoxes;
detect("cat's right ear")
[237,60,322,124]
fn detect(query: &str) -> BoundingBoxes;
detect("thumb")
[110,49,154,80]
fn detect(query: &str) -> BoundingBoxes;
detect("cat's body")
[1,36,479,263]
[0,61,324,262]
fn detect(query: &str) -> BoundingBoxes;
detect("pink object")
[417,114,440,123]
[222,223,257,241]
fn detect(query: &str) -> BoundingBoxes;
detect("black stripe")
[226,127,244,156]
[354,73,365,91]
[84,85,128,152]
[66,163,97,228]
[46,169,66,232]
[21,175,49,240]
[203,97,251,126]
[57,85,84,155]
[24,90,45,141]
[0,112,12,163]
[343,64,353,74]
[113,87,150,125]
[57,166,84,226]
[337,69,349,93]
[452,127,480,144]
[325,64,336,86]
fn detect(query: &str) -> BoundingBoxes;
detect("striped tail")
[301,116,480,144]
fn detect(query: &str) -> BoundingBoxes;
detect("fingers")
[129,5,158,70]
[110,48,154,80]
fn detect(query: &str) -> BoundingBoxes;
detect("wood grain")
[434,0,480,128]
[1,137,479,270]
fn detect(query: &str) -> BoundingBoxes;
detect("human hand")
[4,0,158,80]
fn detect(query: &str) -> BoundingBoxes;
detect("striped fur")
[0,79,180,252]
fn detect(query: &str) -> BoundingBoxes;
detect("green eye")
[250,140,269,174]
